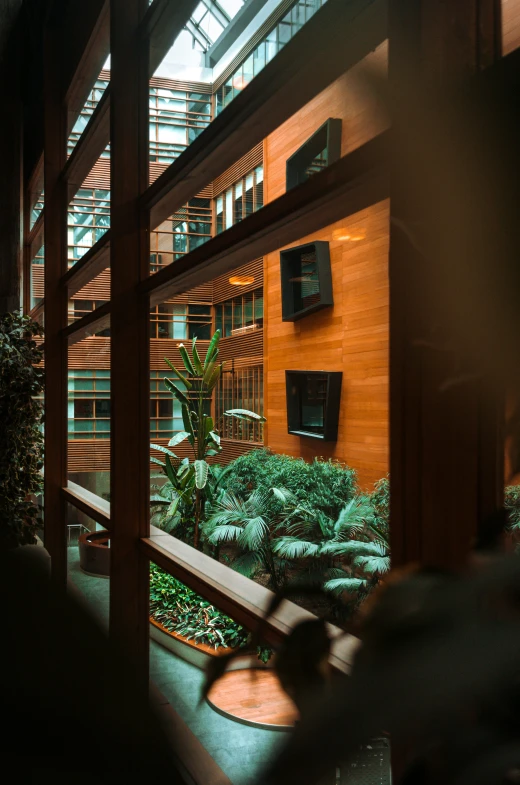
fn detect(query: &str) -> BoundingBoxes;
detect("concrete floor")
[67,546,285,785]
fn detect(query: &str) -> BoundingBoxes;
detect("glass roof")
[148,0,247,53]
[186,0,247,52]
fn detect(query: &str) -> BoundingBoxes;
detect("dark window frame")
[280,240,333,321]
[285,370,342,441]
[286,117,342,190]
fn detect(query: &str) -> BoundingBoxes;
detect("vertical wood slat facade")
[43,13,68,586]
[109,0,151,681]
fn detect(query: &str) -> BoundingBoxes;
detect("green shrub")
[222,448,357,520]
[369,475,390,537]
[505,484,520,530]
[0,312,44,550]
[149,564,250,650]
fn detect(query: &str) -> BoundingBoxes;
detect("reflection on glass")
[290,250,320,312]
[300,374,327,433]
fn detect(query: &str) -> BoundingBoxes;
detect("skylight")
[186,0,246,52]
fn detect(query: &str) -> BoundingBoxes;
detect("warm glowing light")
[332,227,366,242]
[232,75,249,90]
[229,275,255,286]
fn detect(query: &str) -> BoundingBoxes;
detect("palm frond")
[239,515,269,550]
[323,576,367,596]
[232,550,264,578]
[334,495,375,537]
[207,524,243,544]
[353,554,391,575]
[321,540,385,558]
[272,537,321,559]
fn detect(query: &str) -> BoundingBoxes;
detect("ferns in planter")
[150,564,249,651]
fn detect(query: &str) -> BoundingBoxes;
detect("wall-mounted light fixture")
[229,275,255,286]
[332,227,366,242]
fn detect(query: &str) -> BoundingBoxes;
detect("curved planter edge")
[149,619,274,672]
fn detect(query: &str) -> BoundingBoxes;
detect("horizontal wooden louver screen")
[73,269,110,300]
[217,330,263,362]
[68,438,260,472]
[212,142,263,197]
[212,257,263,302]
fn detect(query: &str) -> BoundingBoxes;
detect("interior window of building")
[214,287,263,337]
[67,188,111,265]
[68,370,111,439]
[149,303,212,340]
[216,364,264,442]
[215,0,327,114]
[215,167,263,234]
[69,300,111,337]
[68,77,110,157]
[150,198,212,271]
[150,371,185,438]
[149,88,212,165]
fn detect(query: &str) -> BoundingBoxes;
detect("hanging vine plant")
[0,312,44,550]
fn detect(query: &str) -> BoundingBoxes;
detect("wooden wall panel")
[263,42,389,490]
[264,42,388,205]
[264,202,389,490]
[502,0,520,54]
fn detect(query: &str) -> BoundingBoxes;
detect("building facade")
[28,0,390,502]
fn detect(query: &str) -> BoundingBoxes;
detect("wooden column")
[43,12,68,585]
[109,0,150,684]
[388,0,503,568]
[0,20,22,315]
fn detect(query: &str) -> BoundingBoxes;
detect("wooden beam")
[64,85,111,202]
[64,301,111,345]
[27,153,44,214]
[57,475,360,674]
[62,480,111,529]
[27,211,44,262]
[109,0,151,685]
[143,133,388,307]
[142,0,199,77]
[141,534,359,671]
[64,0,110,136]
[29,300,45,326]
[388,0,503,568]
[43,14,68,586]
[62,230,111,296]
[144,0,387,230]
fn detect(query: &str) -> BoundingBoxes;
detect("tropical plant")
[150,329,265,549]
[273,486,390,600]
[505,484,520,531]
[320,495,390,596]
[0,312,44,550]
[222,448,357,521]
[204,487,294,591]
[150,564,249,650]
